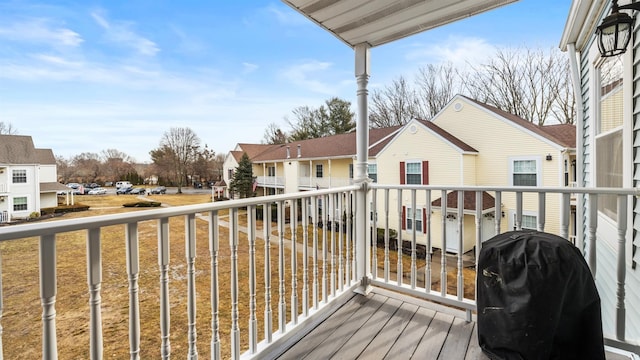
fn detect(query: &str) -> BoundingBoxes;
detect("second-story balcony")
[298,176,353,190]
[0,184,638,359]
[256,175,285,188]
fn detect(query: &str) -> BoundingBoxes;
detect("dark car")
[129,188,146,195]
[116,187,132,195]
[149,186,166,194]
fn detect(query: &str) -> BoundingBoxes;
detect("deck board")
[276,288,636,360]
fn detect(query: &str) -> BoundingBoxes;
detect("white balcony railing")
[298,176,353,189]
[256,176,285,187]
[0,183,6,193]
[0,184,637,358]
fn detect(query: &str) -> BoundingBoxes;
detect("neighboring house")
[374,95,576,253]
[225,95,575,254]
[561,0,640,344]
[0,135,68,222]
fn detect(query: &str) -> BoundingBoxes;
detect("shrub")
[42,204,90,215]
[29,211,40,219]
[123,201,161,208]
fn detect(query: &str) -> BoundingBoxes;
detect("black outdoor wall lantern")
[597,0,640,57]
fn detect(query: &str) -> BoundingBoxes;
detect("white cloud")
[91,11,159,56]
[0,18,83,47]
[242,62,258,74]
[280,60,337,94]
[405,36,496,69]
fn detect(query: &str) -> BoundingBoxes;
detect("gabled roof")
[40,182,69,192]
[249,126,401,162]
[431,191,496,212]
[415,120,478,153]
[36,149,56,165]
[0,135,40,164]
[461,96,576,149]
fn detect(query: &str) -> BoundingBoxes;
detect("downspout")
[354,43,372,295]
[568,42,585,254]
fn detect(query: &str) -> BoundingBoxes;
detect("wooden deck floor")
[276,287,633,360]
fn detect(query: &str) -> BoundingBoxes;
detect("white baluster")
[538,192,546,232]
[302,198,309,317]
[0,249,4,360]
[229,209,240,358]
[209,211,220,359]
[397,189,403,286]
[410,189,417,289]
[425,190,432,291]
[475,191,482,283]
[337,193,344,292]
[87,228,103,360]
[311,196,319,310]
[40,234,57,360]
[457,190,464,301]
[560,193,570,239]
[277,201,287,331]
[263,203,273,343]
[290,201,298,325]
[371,189,378,279]
[322,194,328,304]
[494,192,502,235]
[184,214,198,360]
[330,194,336,297]
[384,189,390,283]
[157,218,171,360]
[515,192,523,231]
[441,190,447,297]
[248,205,258,353]
[125,224,140,360]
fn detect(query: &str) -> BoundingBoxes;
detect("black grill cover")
[477,231,605,360]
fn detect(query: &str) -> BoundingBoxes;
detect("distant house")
[224,95,575,253]
[0,135,68,222]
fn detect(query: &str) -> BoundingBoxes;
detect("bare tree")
[101,149,136,183]
[71,152,101,183]
[462,47,575,125]
[369,76,425,128]
[415,63,459,119]
[262,122,288,144]
[152,127,201,193]
[0,122,18,135]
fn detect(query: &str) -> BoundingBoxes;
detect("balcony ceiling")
[282,0,519,48]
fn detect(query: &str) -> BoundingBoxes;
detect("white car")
[88,187,107,195]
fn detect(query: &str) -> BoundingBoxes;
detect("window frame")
[406,207,423,233]
[12,196,28,211]
[368,163,377,183]
[405,161,422,185]
[315,164,323,178]
[509,157,540,187]
[12,169,27,184]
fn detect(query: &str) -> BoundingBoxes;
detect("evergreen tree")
[229,153,255,199]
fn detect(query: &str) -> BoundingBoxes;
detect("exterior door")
[445,214,459,253]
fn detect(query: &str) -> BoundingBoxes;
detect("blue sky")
[0,0,572,163]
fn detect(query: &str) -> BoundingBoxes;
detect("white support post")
[40,234,57,360]
[158,218,171,360]
[185,214,198,360]
[209,211,221,359]
[87,228,103,360]
[125,223,140,360]
[354,43,372,295]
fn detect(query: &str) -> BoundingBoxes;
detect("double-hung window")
[316,164,323,178]
[12,169,27,183]
[267,166,276,177]
[406,162,421,185]
[406,207,423,232]
[368,164,377,183]
[13,196,27,211]
[596,55,623,221]
[511,159,538,186]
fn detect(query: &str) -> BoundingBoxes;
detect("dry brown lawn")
[0,194,475,359]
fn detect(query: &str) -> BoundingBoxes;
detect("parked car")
[66,183,80,189]
[85,183,99,189]
[129,188,146,195]
[116,187,132,195]
[88,187,107,195]
[149,186,166,194]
